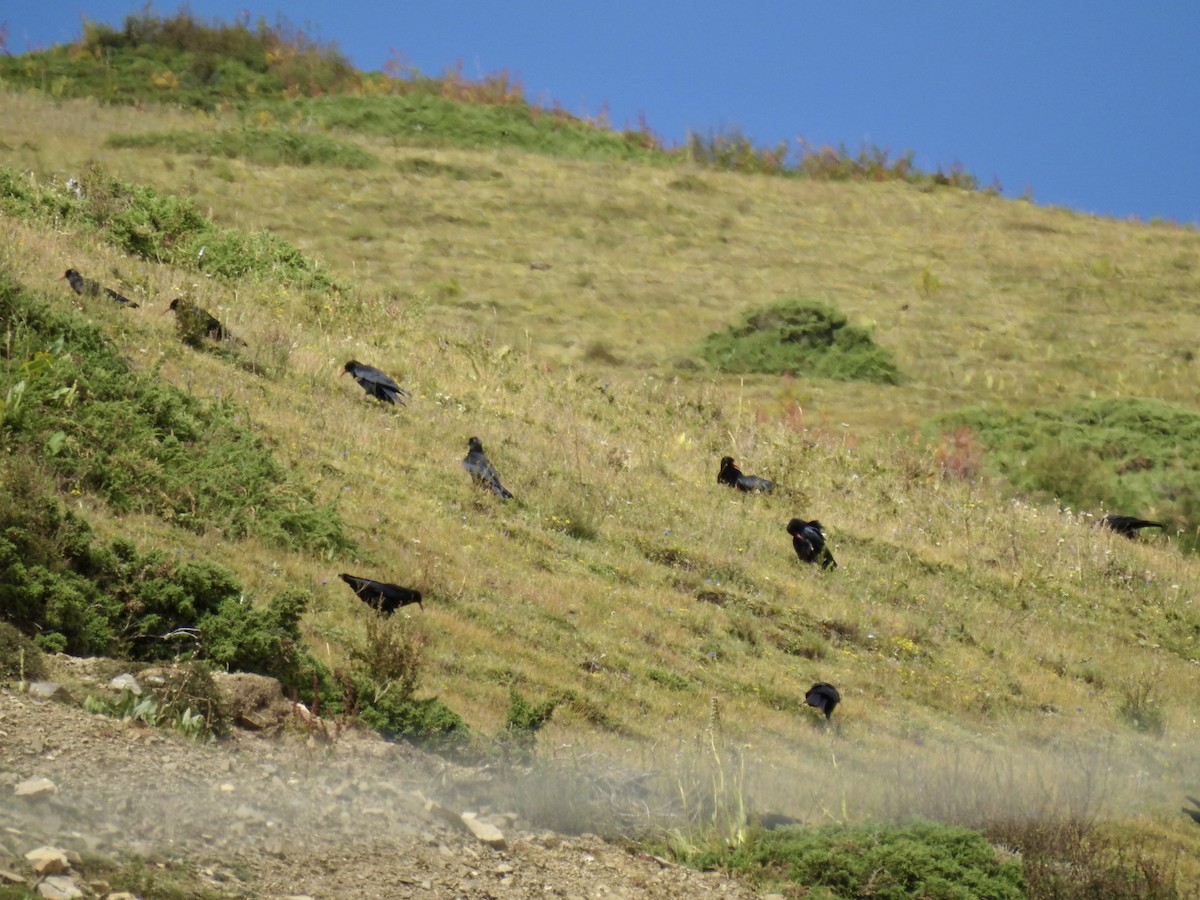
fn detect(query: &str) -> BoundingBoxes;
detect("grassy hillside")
[4,12,1200,894]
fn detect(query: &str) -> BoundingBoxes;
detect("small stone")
[14,777,57,798]
[0,869,24,884]
[27,683,63,700]
[37,874,83,899]
[108,674,142,695]
[461,812,507,849]
[25,845,69,875]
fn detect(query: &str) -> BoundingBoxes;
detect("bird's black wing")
[350,363,410,405]
[737,474,774,493]
[104,287,139,308]
[464,451,513,499]
[1102,515,1164,536]
[340,573,381,597]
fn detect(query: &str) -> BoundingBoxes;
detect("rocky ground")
[0,659,761,900]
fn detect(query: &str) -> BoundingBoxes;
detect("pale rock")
[108,674,142,695]
[36,874,83,899]
[24,845,68,874]
[461,812,507,849]
[27,683,63,700]
[13,777,57,798]
[0,868,25,884]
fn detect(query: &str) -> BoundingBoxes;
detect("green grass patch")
[678,820,1024,899]
[0,271,352,553]
[0,164,346,293]
[699,298,901,383]
[107,126,379,168]
[0,8,357,110]
[935,398,1200,551]
[253,93,663,162]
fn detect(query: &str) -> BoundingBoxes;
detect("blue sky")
[7,2,1200,224]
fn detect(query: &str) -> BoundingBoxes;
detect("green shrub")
[0,621,47,682]
[0,272,353,554]
[353,676,470,754]
[934,397,1200,553]
[500,686,559,760]
[681,820,1024,899]
[0,450,329,690]
[198,589,315,688]
[0,9,356,110]
[0,164,346,294]
[699,298,901,383]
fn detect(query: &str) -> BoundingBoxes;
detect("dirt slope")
[0,669,757,900]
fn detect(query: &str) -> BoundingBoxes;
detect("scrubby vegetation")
[680,820,1025,899]
[938,398,1200,551]
[0,164,345,292]
[0,272,351,550]
[2,8,1200,896]
[700,298,901,383]
[0,8,980,185]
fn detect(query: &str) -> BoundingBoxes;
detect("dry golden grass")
[4,88,1200,851]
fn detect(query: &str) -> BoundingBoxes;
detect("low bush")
[934,397,1200,553]
[0,621,47,682]
[0,456,305,664]
[0,164,346,293]
[343,613,470,753]
[699,298,901,383]
[679,819,1024,899]
[0,272,353,554]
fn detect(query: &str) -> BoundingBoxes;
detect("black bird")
[62,268,139,308]
[167,297,239,343]
[1101,515,1164,539]
[463,436,514,500]
[339,573,423,613]
[787,518,837,569]
[1183,797,1200,826]
[717,456,774,493]
[805,682,841,720]
[342,360,411,406]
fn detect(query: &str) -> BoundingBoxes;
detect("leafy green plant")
[1117,668,1166,736]
[700,298,901,383]
[498,686,558,761]
[197,589,319,689]
[1,273,353,554]
[935,397,1200,552]
[0,622,46,682]
[677,819,1024,899]
[0,164,346,293]
[353,675,470,753]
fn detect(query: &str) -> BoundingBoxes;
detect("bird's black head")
[342,360,360,377]
[167,298,183,312]
[62,268,80,280]
[786,518,804,536]
[720,456,736,469]
[467,436,483,452]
